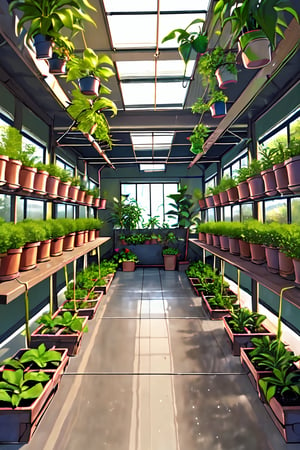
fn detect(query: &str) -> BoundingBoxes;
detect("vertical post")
[237,269,241,304]
[49,274,53,315]
[251,278,258,312]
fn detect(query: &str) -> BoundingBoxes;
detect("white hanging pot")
[238,30,271,69]
[215,64,237,89]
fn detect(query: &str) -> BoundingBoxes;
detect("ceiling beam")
[188,19,300,168]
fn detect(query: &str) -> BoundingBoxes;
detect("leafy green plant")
[208,89,228,106]
[228,307,266,333]
[113,248,139,263]
[36,311,88,334]
[0,343,62,370]
[236,166,251,183]
[162,247,179,255]
[198,47,237,90]
[206,292,237,310]
[43,219,65,239]
[166,184,199,229]
[259,367,300,403]
[249,336,300,371]
[162,18,208,66]
[0,369,50,408]
[0,222,26,252]
[191,97,210,115]
[111,197,143,230]
[0,125,22,160]
[16,219,47,243]
[143,216,161,229]
[188,123,210,155]
[66,48,114,85]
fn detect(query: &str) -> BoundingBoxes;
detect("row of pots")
[0,229,99,282]
[199,155,300,208]
[198,232,300,286]
[0,155,106,208]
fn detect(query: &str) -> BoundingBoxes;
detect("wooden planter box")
[59,292,103,320]
[94,273,114,295]
[264,396,300,443]
[0,349,68,443]
[223,316,275,356]
[240,347,273,397]
[30,315,89,356]
[201,292,238,320]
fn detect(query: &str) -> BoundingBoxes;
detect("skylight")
[140,164,166,172]
[131,132,174,151]
[121,82,188,109]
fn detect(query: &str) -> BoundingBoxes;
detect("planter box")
[223,316,275,356]
[201,292,238,320]
[264,396,300,443]
[30,315,89,356]
[94,273,114,295]
[60,292,103,320]
[240,347,273,397]
[0,348,68,444]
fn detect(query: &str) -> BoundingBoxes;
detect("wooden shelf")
[0,237,110,304]
[189,239,300,309]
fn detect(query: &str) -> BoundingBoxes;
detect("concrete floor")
[1,268,298,450]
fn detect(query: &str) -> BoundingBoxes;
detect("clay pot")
[285,155,300,194]
[237,181,250,201]
[227,186,239,203]
[229,238,240,255]
[261,168,278,197]
[205,196,214,208]
[198,199,206,209]
[213,194,221,207]
[37,239,51,262]
[57,181,71,199]
[34,170,49,195]
[198,232,206,243]
[85,193,93,206]
[265,246,279,274]
[19,166,37,193]
[163,255,177,271]
[239,240,251,260]
[75,231,85,247]
[248,174,264,199]
[0,248,23,281]
[219,190,229,205]
[46,175,60,198]
[63,233,75,251]
[278,251,294,280]
[5,159,22,189]
[273,163,290,195]
[69,185,80,202]
[50,236,64,256]
[99,198,107,209]
[292,258,300,288]
[77,190,86,204]
[93,198,100,208]
[212,234,220,248]
[0,154,9,185]
[249,243,265,264]
[88,229,96,242]
[206,233,213,245]
[19,242,40,271]
[219,235,229,251]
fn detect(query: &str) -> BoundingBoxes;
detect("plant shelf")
[0,237,110,304]
[189,239,300,309]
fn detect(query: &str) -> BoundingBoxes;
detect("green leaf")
[266,385,276,402]
[0,390,11,403]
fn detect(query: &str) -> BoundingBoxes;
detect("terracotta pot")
[198,198,206,209]
[219,235,229,251]
[238,30,271,69]
[278,251,294,280]
[219,190,229,205]
[206,233,213,245]
[93,198,100,208]
[213,193,221,207]
[75,231,85,247]
[77,190,85,203]
[0,247,23,281]
[37,239,51,262]
[285,155,300,194]
[0,154,9,186]
[122,260,136,272]
[212,234,220,248]
[46,175,60,198]
[248,174,264,200]
[215,64,237,89]
[57,181,71,199]
[227,186,239,203]
[69,185,80,202]
[5,159,22,189]
[34,169,49,195]
[273,162,290,195]
[239,240,251,260]
[265,246,279,274]
[292,258,300,288]
[163,254,177,271]
[85,193,93,206]
[229,238,240,255]
[19,241,40,271]
[19,165,37,193]
[84,230,89,243]
[249,243,265,264]
[237,181,250,201]
[261,168,278,197]
[198,232,206,243]
[63,233,75,251]
[50,236,64,256]
[205,195,214,208]
[99,198,107,209]
[88,229,96,242]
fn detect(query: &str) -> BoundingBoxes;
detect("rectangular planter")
[201,293,238,320]
[240,347,273,397]
[223,316,275,356]
[59,292,103,320]
[94,274,114,295]
[30,316,89,356]
[264,397,300,443]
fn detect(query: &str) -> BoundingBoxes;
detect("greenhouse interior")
[0,0,300,448]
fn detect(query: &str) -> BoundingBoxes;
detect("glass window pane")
[223,167,231,178]
[241,203,253,221]
[17,197,25,222]
[150,184,164,225]
[67,205,75,219]
[291,198,300,224]
[103,0,210,12]
[79,205,86,218]
[290,116,300,141]
[163,183,178,226]
[117,60,194,79]
[137,184,150,225]
[207,209,215,222]
[121,81,187,108]
[22,135,44,163]
[57,204,66,218]
[26,200,44,220]
[223,206,231,221]
[264,128,288,148]
[121,184,136,201]
[232,205,240,221]
[265,199,287,223]
[0,194,11,221]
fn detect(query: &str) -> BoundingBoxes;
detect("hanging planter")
[238,30,271,69]
[215,64,238,89]
[48,53,67,75]
[78,76,100,96]
[210,101,227,119]
[33,34,53,60]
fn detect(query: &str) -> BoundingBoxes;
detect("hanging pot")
[215,64,237,89]
[238,30,271,69]
[285,155,300,194]
[210,101,227,119]
[33,34,53,60]
[0,154,9,185]
[78,76,100,96]
[48,53,67,75]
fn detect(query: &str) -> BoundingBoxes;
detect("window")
[121,182,178,226]
[264,199,287,223]
[291,198,300,224]
[56,157,75,176]
[241,203,253,221]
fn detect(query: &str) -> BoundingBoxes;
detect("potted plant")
[162,247,179,271]
[31,310,88,356]
[56,167,72,200]
[66,48,115,96]
[0,221,26,281]
[241,220,266,264]
[198,47,238,90]
[188,123,210,155]
[17,220,47,271]
[47,37,74,75]
[280,225,300,287]
[43,219,65,257]
[9,0,96,59]
[0,125,23,189]
[271,140,292,194]
[202,291,238,320]
[68,175,81,202]
[162,18,208,68]
[111,197,143,230]
[113,248,139,272]
[246,159,265,199]
[284,137,300,194]
[258,145,278,196]
[213,0,299,69]
[208,90,228,119]
[236,166,251,201]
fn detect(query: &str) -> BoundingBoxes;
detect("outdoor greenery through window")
[121,183,178,227]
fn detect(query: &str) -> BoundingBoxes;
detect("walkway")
[4,268,298,450]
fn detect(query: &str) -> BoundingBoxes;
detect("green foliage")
[111,197,143,230]
[206,292,237,310]
[143,216,161,229]
[166,184,200,228]
[259,367,300,403]
[191,97,210,115]
[0,369,49,408]
[189,123,210,154]
[0,222,26,252]
[0,343,62,370]
[208,89,228,105]
[113,248,139,263]
[249,336,300,371]
[16,219,47,243]
[228,307,266,333]
[0,125,22,159]
[36,311,88,334]
[67,48,114,83]
[162,247,179,255]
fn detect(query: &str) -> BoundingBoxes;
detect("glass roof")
[131,132,174,151]
[103,1,210,13]
[116,60,195,79]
